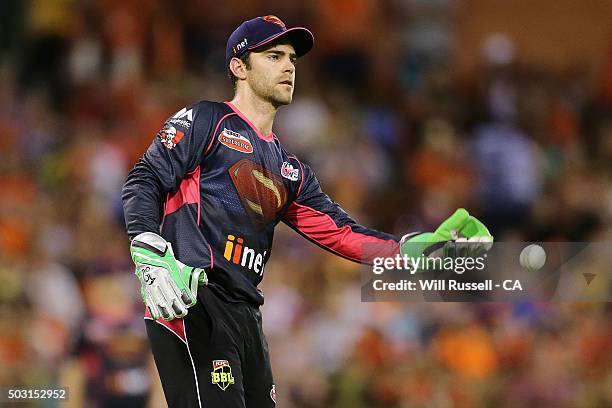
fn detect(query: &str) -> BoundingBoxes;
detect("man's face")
[243,42,297,106]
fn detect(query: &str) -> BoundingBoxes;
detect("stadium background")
[0,0,611,407]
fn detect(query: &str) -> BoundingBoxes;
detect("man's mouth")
[279,80,293,86]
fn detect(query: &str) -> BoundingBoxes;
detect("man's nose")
[283,59,295,73]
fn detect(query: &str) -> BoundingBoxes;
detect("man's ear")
[229,57,248,80]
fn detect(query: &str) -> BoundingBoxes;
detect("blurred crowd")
[0,0,611,407]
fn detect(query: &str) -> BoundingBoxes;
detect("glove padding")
[130,232,207,321]
[400,208,493,265]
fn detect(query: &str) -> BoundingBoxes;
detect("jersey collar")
[224,102,274,142]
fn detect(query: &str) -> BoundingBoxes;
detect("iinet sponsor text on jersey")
[223,235,267,275]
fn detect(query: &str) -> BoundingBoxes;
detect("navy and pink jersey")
[122,101,399,305]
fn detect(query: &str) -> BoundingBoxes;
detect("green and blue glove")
[130,232,207,321]
[400,208,493,264]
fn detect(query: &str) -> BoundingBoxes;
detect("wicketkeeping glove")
[400,208,493,261]
[130,232,207,321]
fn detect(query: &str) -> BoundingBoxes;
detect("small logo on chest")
[219,128,254,154]
[281,162,299,181]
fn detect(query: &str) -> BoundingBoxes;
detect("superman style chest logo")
[213,124,292,226]
[229,159,288,226]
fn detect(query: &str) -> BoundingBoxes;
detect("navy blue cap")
[226,15,314,68]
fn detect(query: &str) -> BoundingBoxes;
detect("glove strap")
[191,268,207,295]
[399,231,422,246]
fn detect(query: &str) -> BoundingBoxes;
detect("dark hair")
[228,52,252,88]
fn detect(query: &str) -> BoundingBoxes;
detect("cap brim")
[248,27,314,58]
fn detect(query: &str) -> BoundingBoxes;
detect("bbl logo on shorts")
[211,360,235,390]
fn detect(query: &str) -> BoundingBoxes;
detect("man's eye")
[268,55,278,60]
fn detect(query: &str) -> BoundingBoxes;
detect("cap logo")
[263,15,285,28]
[233,38,248,54]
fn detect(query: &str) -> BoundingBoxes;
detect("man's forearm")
[283,201,400,264]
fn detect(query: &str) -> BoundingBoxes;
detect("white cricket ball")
[520,244,546,271]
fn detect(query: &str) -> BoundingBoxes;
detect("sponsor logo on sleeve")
[211,360,235,391]
[167,107,193,129]
[219,128,254,154]
[173,107,193,121]
[280,161,299,181]
[158,124,185,149]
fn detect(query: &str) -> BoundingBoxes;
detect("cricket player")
[122,16,492,408]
